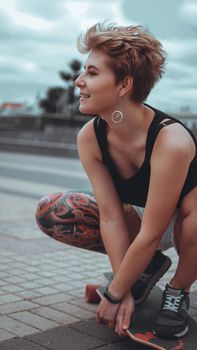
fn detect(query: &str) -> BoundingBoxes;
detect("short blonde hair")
[77,22,166,103]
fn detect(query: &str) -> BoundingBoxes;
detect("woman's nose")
[75,73,85,87]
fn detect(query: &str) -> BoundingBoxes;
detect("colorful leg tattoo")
[36,191,105,252]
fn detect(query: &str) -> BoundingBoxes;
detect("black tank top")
[93,106,197,208]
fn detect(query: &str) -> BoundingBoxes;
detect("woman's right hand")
[114,291,135,336]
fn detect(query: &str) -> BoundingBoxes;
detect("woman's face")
[75,49,121,116]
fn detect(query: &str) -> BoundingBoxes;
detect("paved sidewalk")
[0,191,197,349]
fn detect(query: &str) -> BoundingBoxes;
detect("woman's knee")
[35,191,103,250]
[174,206,197,251]
[35,190,99,234]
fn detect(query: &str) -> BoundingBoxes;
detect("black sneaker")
[132,251,172,305]
[153,284,190,338]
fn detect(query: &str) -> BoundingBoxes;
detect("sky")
[0,0,197,113]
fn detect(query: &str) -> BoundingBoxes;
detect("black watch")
[103,286,123,304]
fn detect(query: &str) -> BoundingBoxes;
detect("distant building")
[174,112,197,128]
[0,102,41,116]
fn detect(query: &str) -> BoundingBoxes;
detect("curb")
[0,137,78,158]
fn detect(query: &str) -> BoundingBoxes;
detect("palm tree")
[59,59,82,105]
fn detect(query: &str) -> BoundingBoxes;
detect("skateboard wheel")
[85,284,101,303]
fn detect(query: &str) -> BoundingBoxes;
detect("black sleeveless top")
[93,106,197,208]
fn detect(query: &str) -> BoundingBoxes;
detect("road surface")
[0,151,91,201]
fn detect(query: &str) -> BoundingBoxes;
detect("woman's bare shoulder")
[77,118,95,141]
[154,123,195,160]
[77,117,102,161]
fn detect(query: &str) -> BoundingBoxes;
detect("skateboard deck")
[97,286,196,350]
[85,271,113,303]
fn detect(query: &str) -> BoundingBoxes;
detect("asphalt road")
[0,151,91,201]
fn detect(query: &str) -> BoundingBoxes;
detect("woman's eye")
[88,71,97,76]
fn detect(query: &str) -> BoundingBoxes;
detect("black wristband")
[103,285,122,304]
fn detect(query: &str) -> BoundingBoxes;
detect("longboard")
[97,286,196,350]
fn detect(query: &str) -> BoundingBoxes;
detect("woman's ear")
[119,75,133,97]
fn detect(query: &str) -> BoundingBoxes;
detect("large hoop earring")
[111,110,124,124]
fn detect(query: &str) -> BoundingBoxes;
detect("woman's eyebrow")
[84,64,100,71]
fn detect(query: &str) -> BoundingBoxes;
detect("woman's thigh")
[123,203,141,240]
[36,193,142,252]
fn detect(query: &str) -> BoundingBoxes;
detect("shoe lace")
[162,293,182,312]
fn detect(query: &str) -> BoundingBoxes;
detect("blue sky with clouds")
[0,0,197,112]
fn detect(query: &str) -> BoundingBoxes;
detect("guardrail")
[0,113,196,158]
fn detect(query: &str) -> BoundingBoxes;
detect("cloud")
[163,38,197,66]
[15,0,67,21]
[0,0,196,112]
[178,2,197,30]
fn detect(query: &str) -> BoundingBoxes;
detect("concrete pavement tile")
[70,318,120,343]
[8,261,30,269]
[31,306,79,325]
[0,250,16,257]
[52,275,73,283]
[0,258,11,264]
[96,339,142,349]
[189,292,197,318]
[17,273,42,281]
[18,281,43,289]
[82,271,104,278]
[26,325,105,350]
[68,266,82,273]
[0,329,15,342]
[15,290,42,299]
[45,268,68,275]
[35,271,57,278]
[69,280,87,289]
[33,287,60,296]
[0,281,9,288]
[10,256,37,263]
[0,294,23,304]
[0,265,13,272]
[190,293,197,307]
[0,300,38,315]
[3,276,26,284]
[1,285,24,293]
[10,311,59,331]
[32,293,73,306]
[64,272,89,280]
[32,279,58,287]
[0,315,38,337]
[3,269,26,276]
[0,273,9,279]
[0,236,64,255]
[0,338,47,349]
[54,271,80,279]
[67,287,85,298]
[69,298,97,313]
[51,283,78,293]
[22,267,41,274]
[51,302,95,320]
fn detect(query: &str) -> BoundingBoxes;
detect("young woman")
[36,22,197,339]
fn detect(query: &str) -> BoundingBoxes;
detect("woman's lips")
[80,93,90,101]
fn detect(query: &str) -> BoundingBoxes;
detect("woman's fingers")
[115,294,134,335]
[123,306,131,331]
[115,308,125,335]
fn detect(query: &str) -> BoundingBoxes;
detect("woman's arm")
[108,124,195,298]
[77,120,131,272]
